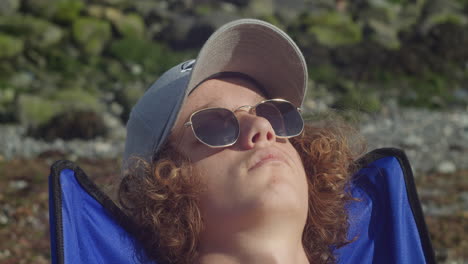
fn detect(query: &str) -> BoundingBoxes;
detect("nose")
[236,112,276,150]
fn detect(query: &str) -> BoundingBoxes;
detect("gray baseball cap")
[123,18,308,165]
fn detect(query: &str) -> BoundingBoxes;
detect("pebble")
[460,192,468,203]
[401,135,424,148]
[422,204,462,216]
[0,249,11,259]
[8,180,29,191]
[437,161,457,174]
[94,142,112,156]
[0,213,8,225]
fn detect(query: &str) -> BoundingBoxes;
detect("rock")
[247,0,274,18]
[334,89,381,113]
[161,15,199,49]
[23,0,84,23]
[275,5,301,25]
[31,255,49,264]
[460,192,468,203]
[0,0,20,15]
[104,7,123,22]
[161,12,242,50]
[130,64,143,75]
[95,141,112,155]
[114,81,145,121]
[302,11,362,47]
[219,2,239,13]
[361,123,377,134]
[86,4,105,18]
[453,88,468,106]
[401,134,424,148]
[437,161,457,174]
[102,112,121,130]
[112,13,146,39]
[54,0,85,23]
[110,102,123,116]
[37,23,64,48]
[33,110,107,141]
[17,88,103,129]
[419,0,467,34]
[133,1,170,20]
[443,125,454,137]
[303,98,329,113]
[73,17,112,55]
[0,212,9,225]
[0,33,23,58]
[109,37,179,74]
[367,18,401,49]
[17,95,61,127]
[0,15,64,48]
[52,88,103,113]
[101,112,125,140]
[357,0,411,49]
[23,0,56,18]
[426,203,461,217]
[175,12,242,49]
[8,180,29,191]
[9,72,34,88]
[146,22,165,39]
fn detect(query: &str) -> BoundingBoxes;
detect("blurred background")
[0,0,467,263]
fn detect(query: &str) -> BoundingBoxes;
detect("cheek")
[193,151,252,212]
[287,145,309,194]
[193,153,238,192]
[194,157,238,215]
[285,143,305,172]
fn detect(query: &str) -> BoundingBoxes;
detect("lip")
[248,147,289,171]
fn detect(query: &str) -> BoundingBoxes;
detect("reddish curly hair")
[118,117,365,264]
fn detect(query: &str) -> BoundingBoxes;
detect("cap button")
[181,59,196,72]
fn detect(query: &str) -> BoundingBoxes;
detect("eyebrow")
[193,102,222,112]
[193,97,236,112]
[192,91,268,114]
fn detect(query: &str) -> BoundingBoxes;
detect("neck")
[197,216,309,264]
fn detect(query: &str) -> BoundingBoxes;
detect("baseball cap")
[123,18,308,165]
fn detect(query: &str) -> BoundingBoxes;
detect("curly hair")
[118,117,365,264]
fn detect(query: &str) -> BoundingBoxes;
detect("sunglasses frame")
[183,98,304,148]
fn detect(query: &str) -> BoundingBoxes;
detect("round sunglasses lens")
[191,108,239,147]
[256,101,303,137]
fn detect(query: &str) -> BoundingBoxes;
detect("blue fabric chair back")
[336,148,434,263]
[49,162,153,264]
[49,148,435,263]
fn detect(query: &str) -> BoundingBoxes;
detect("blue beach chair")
[48,148,436,264]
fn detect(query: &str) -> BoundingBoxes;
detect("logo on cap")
[181,59,196,72]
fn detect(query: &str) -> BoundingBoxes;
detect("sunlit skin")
[171,77,310,264]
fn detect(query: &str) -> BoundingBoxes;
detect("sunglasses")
[184,98,304,148]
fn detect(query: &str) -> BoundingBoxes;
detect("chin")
[254,172,307,214]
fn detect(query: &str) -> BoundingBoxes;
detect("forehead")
[186,77,266,110]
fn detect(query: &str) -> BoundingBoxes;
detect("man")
[119,19,357,264]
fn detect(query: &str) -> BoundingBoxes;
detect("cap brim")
[187,19,308,107]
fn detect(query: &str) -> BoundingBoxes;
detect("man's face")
[171,77,308,233]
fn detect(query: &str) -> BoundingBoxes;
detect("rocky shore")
[1,105,467,174]
[360,105,468,175]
